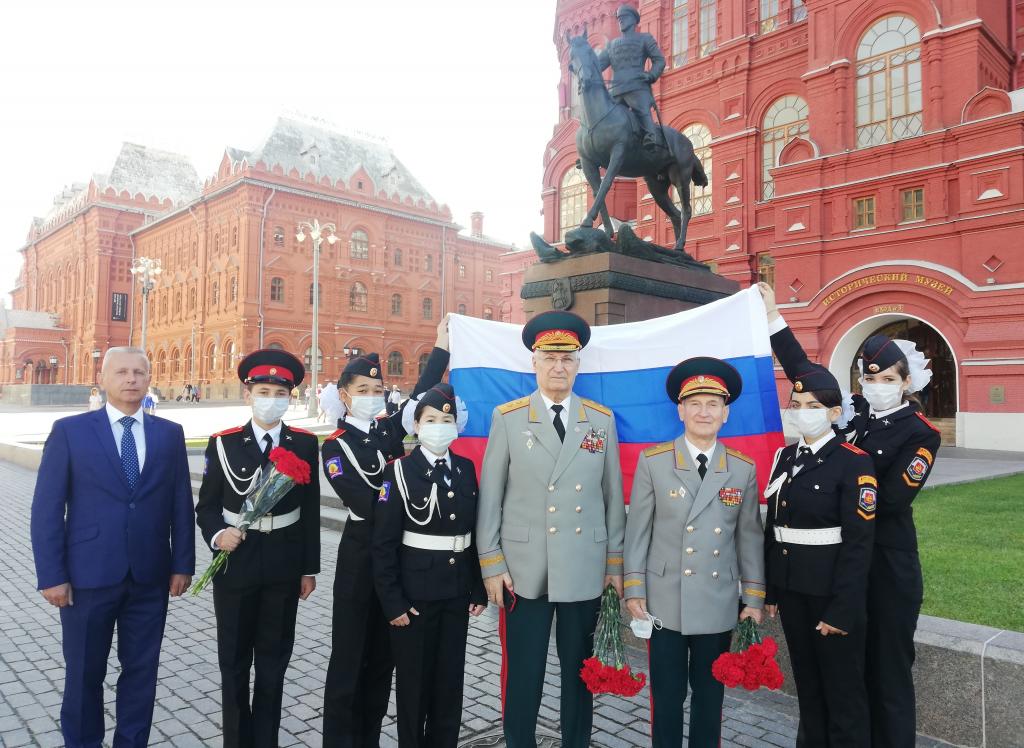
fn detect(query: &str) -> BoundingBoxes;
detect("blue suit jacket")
[31,408,196,590]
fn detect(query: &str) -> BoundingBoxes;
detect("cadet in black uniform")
[195,350,321,748]
[759,283,941,748]
[321,317,452,748]
[372,383,487,748]
[763,361,876,748]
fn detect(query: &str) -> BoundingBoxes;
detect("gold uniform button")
[575,528,582,534]
[714,528,722,535]
[684,569,693,576]
[575,506,582,513]
[549,506,556,513]
[449,558,456,565]
[713,549,720,557]
[549,527,557,534]
[712,571,719,579]
[575,484,582,492]
[686,525,695,533]
[686,547,694,554]
[449,513,456,520]
[448,491,455,498]
[548,485,555,492]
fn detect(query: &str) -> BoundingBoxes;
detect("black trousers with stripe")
[500,593,600,748]
[648,626,732,748]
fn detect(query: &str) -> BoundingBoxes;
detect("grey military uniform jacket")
[476,391,626,602]
[624,437,765,634]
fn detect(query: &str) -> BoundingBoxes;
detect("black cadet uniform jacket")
[320,347,450,598]
[195,422,321,588]
[763,436,877,633]
[372,448,488,621]
[771,325,942,552]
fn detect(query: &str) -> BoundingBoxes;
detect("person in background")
[143,387,157,416]
[372,383,487,747]
[31,346,194,748]
[291,386,300,411]
[759,282,941,747]
[386,384,402,415]
[88,386,103,411]
[195,349,320,748]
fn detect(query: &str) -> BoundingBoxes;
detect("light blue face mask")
[348,395,386,421]
[252,396,289,423]
[417,422,459,454]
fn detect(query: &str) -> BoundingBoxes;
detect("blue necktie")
[119,416,140,490]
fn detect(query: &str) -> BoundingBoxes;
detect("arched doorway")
[848,319,956,419]
[831,315,957,420]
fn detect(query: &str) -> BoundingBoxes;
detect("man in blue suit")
[31,346,195,748]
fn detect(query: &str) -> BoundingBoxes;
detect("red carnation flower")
[269,447,311,484]
[712,618,784,692]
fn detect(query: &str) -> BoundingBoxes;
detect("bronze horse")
[566,30,707,252]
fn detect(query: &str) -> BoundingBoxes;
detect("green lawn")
[917,473,1024,632]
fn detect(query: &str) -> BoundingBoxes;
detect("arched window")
[422,298,433,320]
[350,282,368,312]
[208,344,218,371]
[268,342,284,351]
[391,294,402,315]
[484,307,494,320]
[387,351,404,376]
[270,277,284,302]
[188,287,196,310]
[170,348,180,376]
[856,15,922,147]
[210,281,220,308]
[156,350,167,378]
[457,303,467,315]
[350,229,369,259]
[761,96,809,200]
[559,168,588,241]
[672,0,689,67]
[309,283,321,307]
[222,341,235,371]
[230,276,238,302]
[304,347,323,371]
[183,346,193,377]
[757,254,775,287]
[393,247,402,266]
[418,352,430,375]
[681,124,712,215]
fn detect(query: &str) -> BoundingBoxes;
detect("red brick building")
[502,0,1024,449]
[5,118,510,399]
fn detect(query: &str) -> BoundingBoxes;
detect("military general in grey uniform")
[476,310,626,748]
[597,3,667,150]
[625,357,765,748]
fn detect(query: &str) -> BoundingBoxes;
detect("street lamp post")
[296,219,337,417]
[130,257,163,353]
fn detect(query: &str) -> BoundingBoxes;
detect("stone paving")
[0,460,956,747]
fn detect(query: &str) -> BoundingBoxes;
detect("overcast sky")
[0,0,560,306]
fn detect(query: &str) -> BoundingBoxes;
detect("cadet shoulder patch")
[915,412,940,433]
[840,442,868,456]
[915,447,934,465]
[858,486,877,512]
[378,480,392,503]
[497,396,530,415]
[725,447,754,465]
[324,456,344,480]
[858,474,878,487]
[212,425,244,438]
[904,455,930,484]
[581,398,612,416]
[327,428,346,440]
[643,442,674,458]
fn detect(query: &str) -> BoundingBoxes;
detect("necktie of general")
[118,416,140,491]
[434,457,452,487]
[551,404,566,442]
[261,434,274,467]
[696,453,708,481]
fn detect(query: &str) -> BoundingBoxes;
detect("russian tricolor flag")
[449,286,784,501]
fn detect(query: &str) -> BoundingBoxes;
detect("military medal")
[718,487,743,507]
[523,430,534,450]
[580,427,606,453]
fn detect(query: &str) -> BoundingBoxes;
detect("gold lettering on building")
[820,272,954,307]
[873,305,905,314]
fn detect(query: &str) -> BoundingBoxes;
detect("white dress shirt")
[792,430,836,476]
[684,437,716,471]
[870,402,909,419]
[343,415,373,434]
[419,445,452,485]
[539,392,571,432]
[106,402,146,471]
[211,419,283,551]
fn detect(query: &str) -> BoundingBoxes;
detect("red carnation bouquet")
[711,616,784,691]
[579,585,647,697]
[190,446,311,595]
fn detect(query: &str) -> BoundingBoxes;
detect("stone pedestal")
[520,252,739,324]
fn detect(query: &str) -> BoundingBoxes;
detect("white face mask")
[348,395,386,421]
[860,382,904,412]
[785,407,834,441]
[252,396,289,424]
[417,422,459,454]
